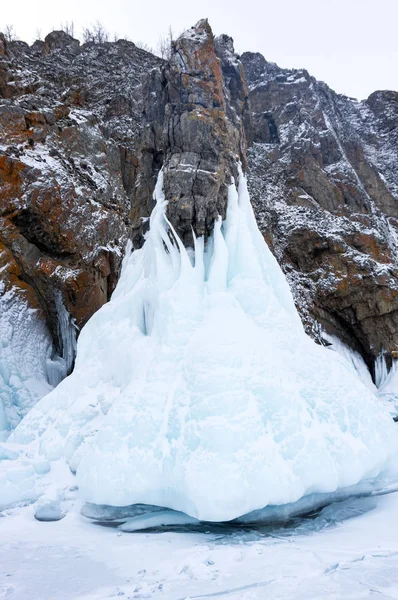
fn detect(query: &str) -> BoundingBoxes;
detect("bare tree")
[94,21,109,43]
[82,26,93,43]
[35,28,42,41]
[156,25,174,60]
[60,21,75,37]
[82,21,109,44]
[4,24,16,42]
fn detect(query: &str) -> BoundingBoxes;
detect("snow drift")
[7,168,398,521]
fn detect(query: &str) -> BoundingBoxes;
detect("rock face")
[241,53,398,371]
[1,20,398,416]
[0,30,160,358]
[132,20,249,246]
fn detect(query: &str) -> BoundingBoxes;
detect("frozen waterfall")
[4,168,398,522]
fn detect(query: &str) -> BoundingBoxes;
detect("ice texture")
[34,487,65,521]
[374,355,398,418]
[9,168,398,521]
[0,286,72,441]
[377,357,398,394]
[323,333,376,393]
[119,510,200,532]
[0,445,39,510]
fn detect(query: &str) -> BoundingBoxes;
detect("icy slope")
[9,170,398,521]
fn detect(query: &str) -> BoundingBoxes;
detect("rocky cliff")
[132,20,249,247]
[1,20,398,433]
[242,53,398,371]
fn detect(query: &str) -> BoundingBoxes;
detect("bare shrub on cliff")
[60,21,75,38]
[157,26,174,60]
[4,24,16,42]
[83,21,109,44]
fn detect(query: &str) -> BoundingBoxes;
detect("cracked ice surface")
[2,491,398,599]
[5,167,398,520]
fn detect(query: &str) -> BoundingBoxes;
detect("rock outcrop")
[132,20,249,246]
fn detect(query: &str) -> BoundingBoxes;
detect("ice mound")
[9,168,398,521]
[0,442,46,510]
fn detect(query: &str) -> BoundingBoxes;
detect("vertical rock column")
[133,19,250,246]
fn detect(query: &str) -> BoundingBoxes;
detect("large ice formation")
[7,169,398,521]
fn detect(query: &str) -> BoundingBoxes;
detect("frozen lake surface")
[2,489,398,600]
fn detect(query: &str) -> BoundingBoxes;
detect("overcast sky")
[1,0,397,100]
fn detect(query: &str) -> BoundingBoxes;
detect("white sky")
[1,0,397,100]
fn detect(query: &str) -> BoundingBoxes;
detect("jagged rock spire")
[133,19,251,246]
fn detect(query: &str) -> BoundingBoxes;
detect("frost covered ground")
[2,489,398,600]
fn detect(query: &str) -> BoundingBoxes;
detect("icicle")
[0,400,7,440]
[164,215,194,278]
[322,332,375,392]
[376,351,398,393]
[54,292,77,375]
[375,351,390,388]
[192,229,205,284]
[207,216,229,293]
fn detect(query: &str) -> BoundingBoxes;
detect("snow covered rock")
[10,169,398,522]
[33,488,65,522]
